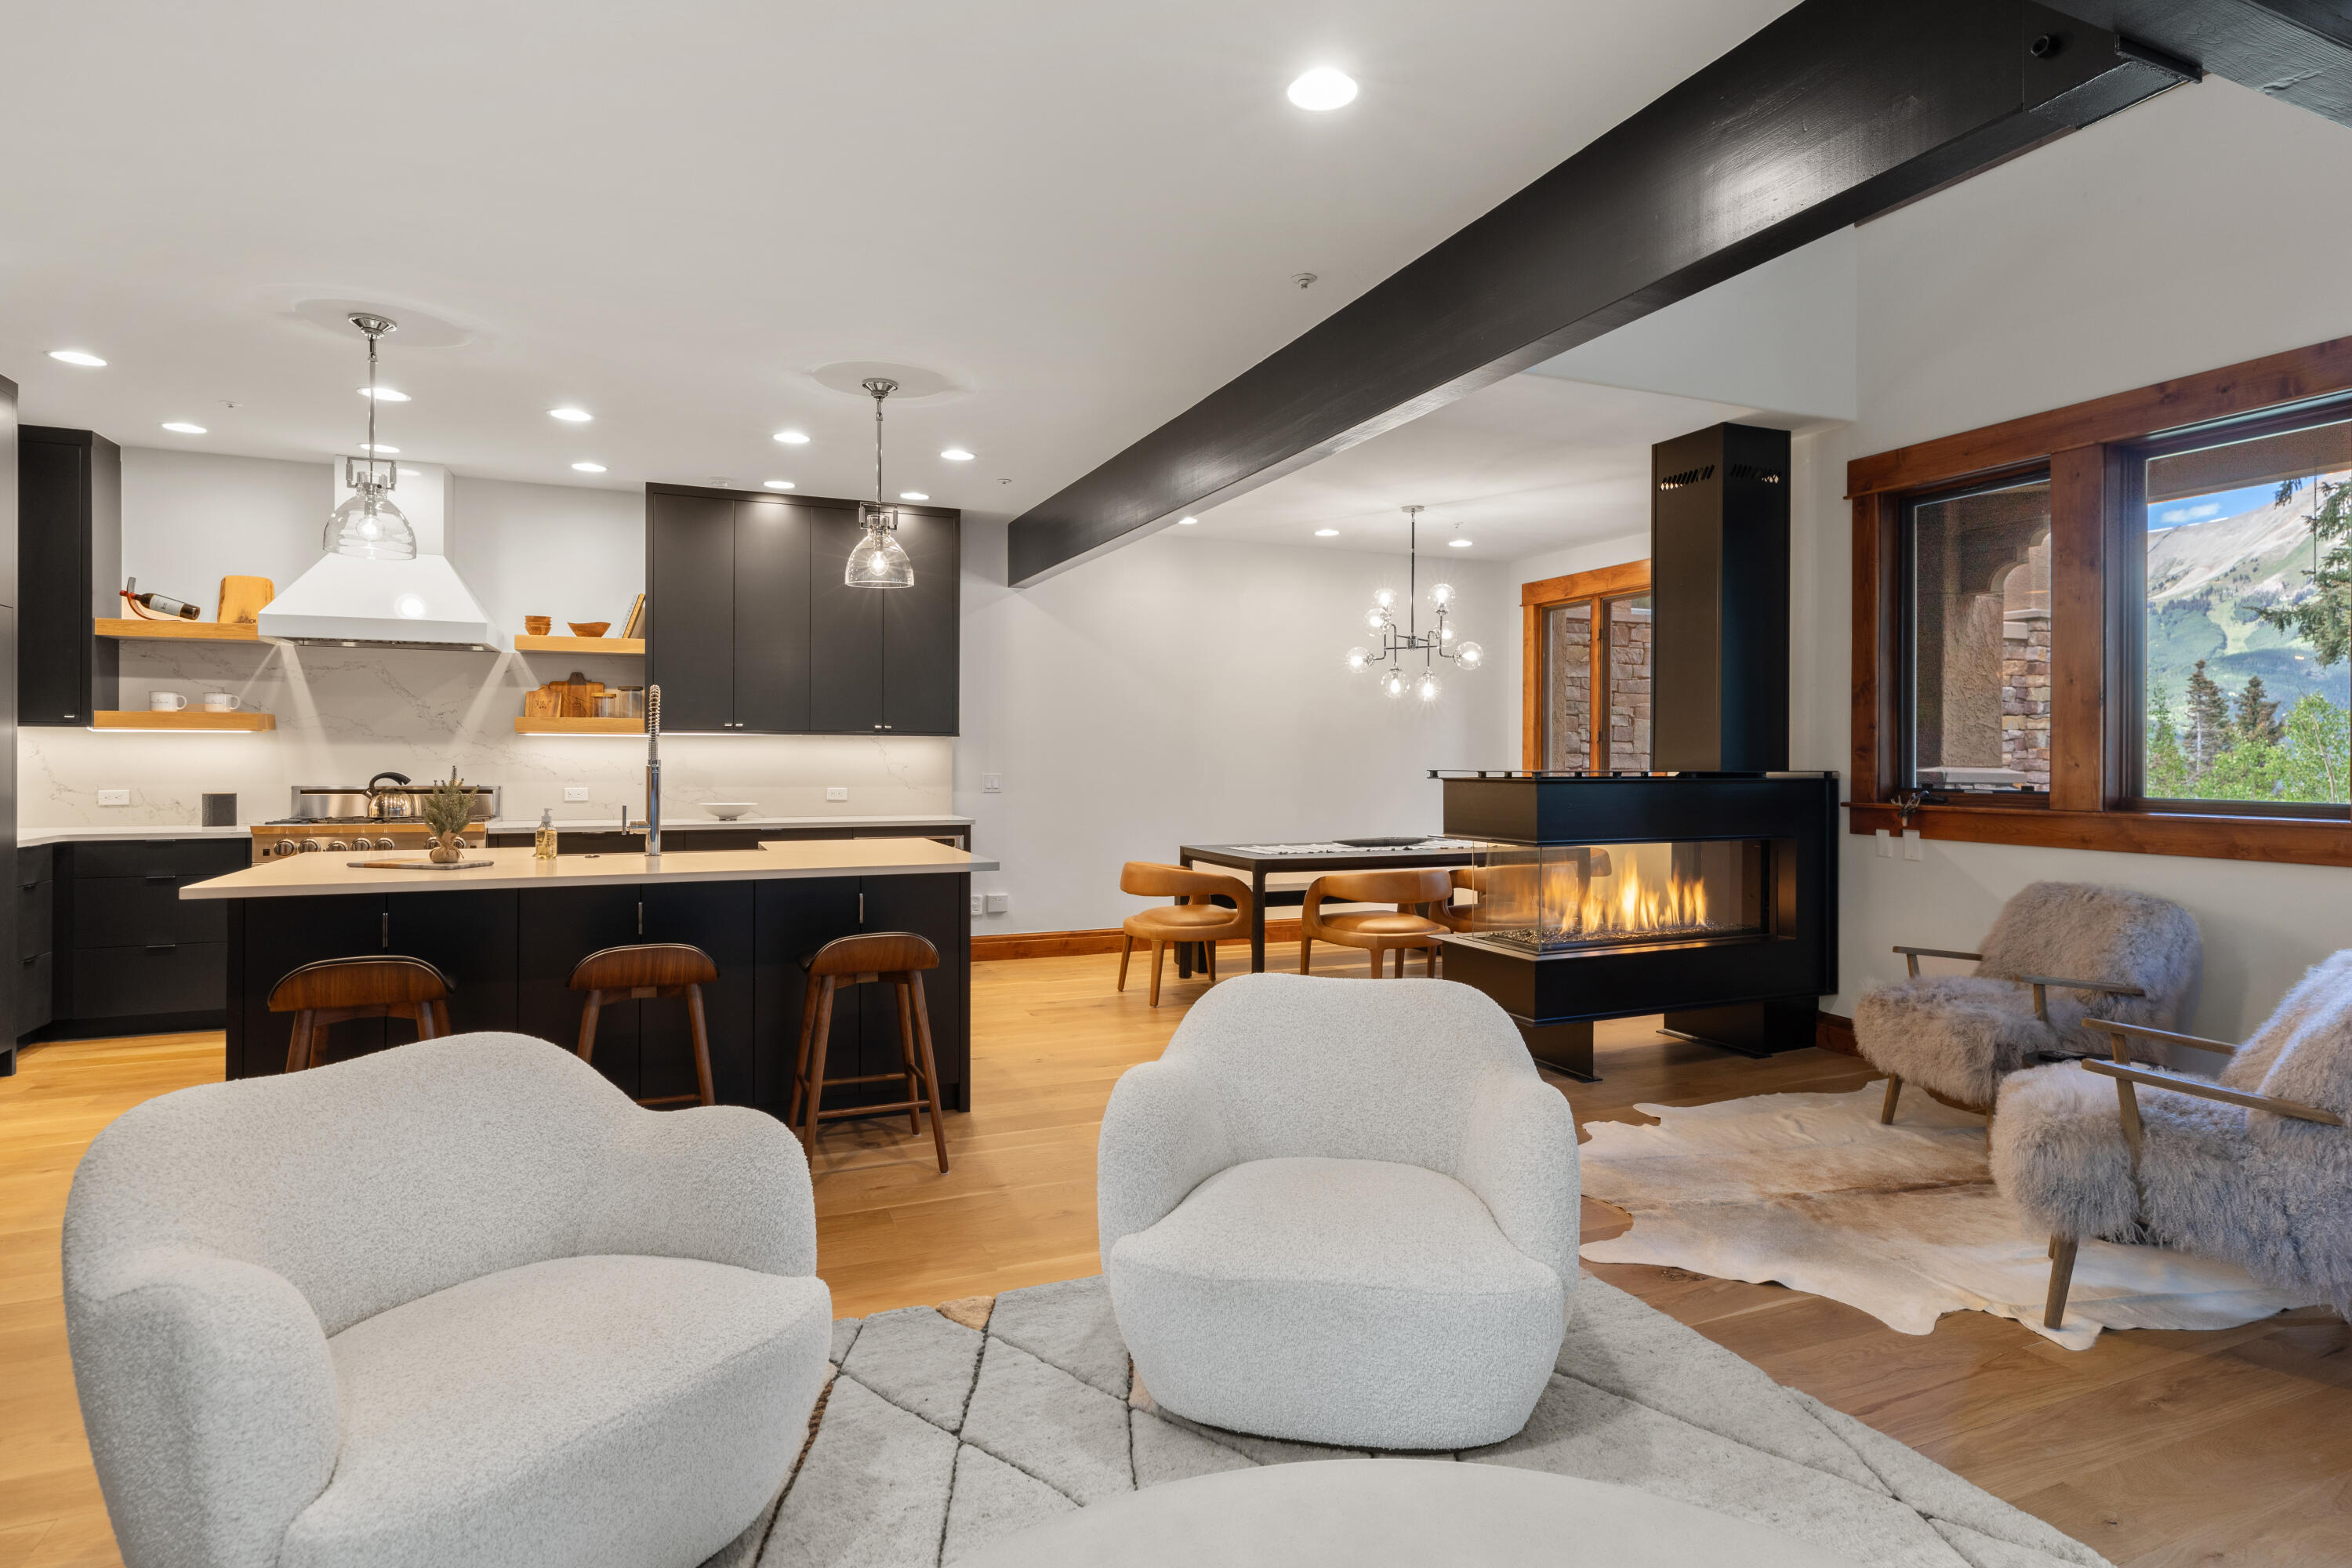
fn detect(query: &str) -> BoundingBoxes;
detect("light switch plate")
[1874,827,1893,858]
[982,773,1002,793]
[1902,829,1924,862]
[563,785,590,802]
[970,894,983,916]
[97,789,130,808]
[826,786,849,801]
[984,892,1010,914]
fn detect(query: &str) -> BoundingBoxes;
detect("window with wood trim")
[1850,336,2352,867]
[1520,561,1651,772]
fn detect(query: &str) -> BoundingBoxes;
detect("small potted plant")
[423,770,474,864]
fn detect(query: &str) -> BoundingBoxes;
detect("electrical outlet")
[1874,828,1893,859]
[563,784,590,802]
[970,894,983,916]
[1901,829,1924,862]
[984,892,1010,915]
[982,773,1002,793]
[826,786,848,801]
[97,789,130,808]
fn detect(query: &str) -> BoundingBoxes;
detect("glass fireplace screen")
[1464,840,1766,954]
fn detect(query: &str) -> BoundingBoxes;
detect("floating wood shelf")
[96,618,263,643]
[91,710,276,732]
[514,716,645,735]
[514,634,645,655]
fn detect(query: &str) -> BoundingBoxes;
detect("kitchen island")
[183,838,994,1112]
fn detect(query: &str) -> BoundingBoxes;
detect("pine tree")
[2144,681,2191,798]
[2183,659,2231,775]
[2258,477,2352,665]
[2234,673,2283,746]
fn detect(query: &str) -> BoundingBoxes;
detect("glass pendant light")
[848,376,915,588]
[324,314,417,561]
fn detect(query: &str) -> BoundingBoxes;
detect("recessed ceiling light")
[899,492,929,502]
[358,387,409,401]
[1447,537,1473,548]
[764,480,796,490]
[1315,528,1340,537]
[49,349,106,367]
[774,430,810,445]
[358,442,398,453]
[161,422,207,434]
[1178,516,1198,525]
[1287,67,1359,111]
[940,448,975,462]
[571,461,607,474]
[549,407,593,423]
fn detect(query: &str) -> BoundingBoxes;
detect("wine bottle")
[123,577,200,620]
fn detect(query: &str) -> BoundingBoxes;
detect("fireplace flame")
[1537,851,1709,939]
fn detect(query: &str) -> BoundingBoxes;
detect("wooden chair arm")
[2082,1058,2343,1127]
[2083,1018,2239,1057]
[2010,973,2147,997]
[1892,945,1982,978]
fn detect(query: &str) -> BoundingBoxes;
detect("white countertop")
[20,813,970,849]
[180,838,995,900]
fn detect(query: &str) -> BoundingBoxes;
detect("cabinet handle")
[637,900,644,935]
[21,954,37,966]
[145,943,177,953]
[382,911,390,949]
[858,891,865,924]
[145,873,177,884]
[21,882,36,892]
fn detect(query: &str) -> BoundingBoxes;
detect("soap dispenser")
[534,808,558,861]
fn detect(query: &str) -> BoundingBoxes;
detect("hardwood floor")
[2,948,2345,1566]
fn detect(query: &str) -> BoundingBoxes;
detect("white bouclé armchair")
[1098,973,1580,1450]
[64,1033,833,1568]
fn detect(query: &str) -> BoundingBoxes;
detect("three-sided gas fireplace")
[1433,771,1838,1080]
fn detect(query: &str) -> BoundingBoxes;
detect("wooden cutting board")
[524,670,604,718]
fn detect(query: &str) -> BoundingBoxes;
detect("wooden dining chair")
[269,955,455,1073]
[1116,862,1254,1006]
[1300,869,1454,978]
[568,942,720,1108]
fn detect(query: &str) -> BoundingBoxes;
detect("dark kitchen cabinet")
[640,880,757,1106]
[386,891,519,1040]
[517,883,644,1097]
[49,837,249,1041]
[1,379,15,1071]
[751,876,862,1113]
[644,488,734,732]
[858,871,969,1110]
[733,497,812,732]
[16,845,53,1042]
[647,483,957,737]
[228,893,387,1077]
[644,488,815,734]
[19,427,119,728]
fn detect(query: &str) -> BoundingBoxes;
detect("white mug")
[149,691,187,712]
[202,692,240,712]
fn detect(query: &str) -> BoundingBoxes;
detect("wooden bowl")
[524,615,552,635]
[568,621,611,639]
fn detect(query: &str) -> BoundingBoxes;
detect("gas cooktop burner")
[260,816,426,826]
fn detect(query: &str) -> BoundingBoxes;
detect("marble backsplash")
[18,640,953,829]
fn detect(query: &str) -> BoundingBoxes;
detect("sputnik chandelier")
[1345,505,1483,701]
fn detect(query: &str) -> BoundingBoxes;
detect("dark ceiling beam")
[2049,1,2352,125]
[1006,0,2199,586]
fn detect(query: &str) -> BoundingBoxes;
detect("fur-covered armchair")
[1854,881,2199,1118]
[1991,951,2352,1329]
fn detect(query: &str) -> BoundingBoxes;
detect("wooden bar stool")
[270,956,455,1073]
[1300,869,1454,978]
[788,931,949,1172]
[568,942,718,1108]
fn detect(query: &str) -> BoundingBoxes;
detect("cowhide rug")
[1576,1083,2313,1350]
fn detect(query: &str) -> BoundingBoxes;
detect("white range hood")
[258,463,505,651]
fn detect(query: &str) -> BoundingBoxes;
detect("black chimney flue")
[1650,423,1791,772]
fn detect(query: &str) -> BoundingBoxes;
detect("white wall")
[1799,76,2352,1040]
[952,523,1515,934]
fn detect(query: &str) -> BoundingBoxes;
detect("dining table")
[1173,837,1486,975]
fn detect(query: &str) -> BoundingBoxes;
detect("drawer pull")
[145,943,178,953]
[21,954,36,966]
[145,873,178,884]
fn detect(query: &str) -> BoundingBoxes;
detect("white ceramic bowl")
[699,801,757,821]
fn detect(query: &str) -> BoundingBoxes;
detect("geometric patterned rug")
[705,1273,2111,1568]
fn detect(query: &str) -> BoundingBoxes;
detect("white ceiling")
[0,1,1797,524]
[1181,372,1752,561]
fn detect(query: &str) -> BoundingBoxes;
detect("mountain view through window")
[2143,417,2352,808]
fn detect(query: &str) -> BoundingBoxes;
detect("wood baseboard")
[1816,1011,1857,1056]
[973,920,1306,962]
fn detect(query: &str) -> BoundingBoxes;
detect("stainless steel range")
[249,775,499,862]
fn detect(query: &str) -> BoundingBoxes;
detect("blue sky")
[2146,481,2286,531]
